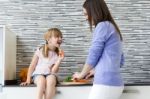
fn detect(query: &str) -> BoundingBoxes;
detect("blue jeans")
[32,73,59,85]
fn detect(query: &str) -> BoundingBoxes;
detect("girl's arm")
[51,59,62,73]
[51,49,64,73]
[26,54,38,82]
[20,54,38,85]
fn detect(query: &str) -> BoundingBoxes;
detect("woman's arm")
[86,22,108,68]
[85,69,95,79]
[73,65,94,80]
[76,64,93,79]
[73,22,109,80]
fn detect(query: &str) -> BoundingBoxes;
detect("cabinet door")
[0,92,7,99]
[54,87,91,99]
[3,87,36,99]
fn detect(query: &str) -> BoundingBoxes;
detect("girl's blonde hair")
[41,28,62,57]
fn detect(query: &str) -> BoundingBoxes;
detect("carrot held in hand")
[59,49,64,58]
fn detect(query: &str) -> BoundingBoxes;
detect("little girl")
[20,28,64,99]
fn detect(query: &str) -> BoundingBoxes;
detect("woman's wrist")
[80,64,92,79]
[80,72,86,79]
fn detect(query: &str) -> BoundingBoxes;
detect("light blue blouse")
[86,21,124,86]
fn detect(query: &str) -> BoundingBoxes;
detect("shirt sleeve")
[86,22,109,68]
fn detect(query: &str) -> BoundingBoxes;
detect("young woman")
[73,0,124,99]
[20,28,64,99]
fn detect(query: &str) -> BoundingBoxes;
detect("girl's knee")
[35,75,46,85]
[46,75,57,85]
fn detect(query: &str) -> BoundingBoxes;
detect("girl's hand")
[72,72,83,80]
[20,80,31,86]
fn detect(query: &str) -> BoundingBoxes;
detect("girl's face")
[48,36,62,48]
[83,8,88,21]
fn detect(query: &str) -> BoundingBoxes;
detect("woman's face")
[48,36,62,48]
[83,8,88,20]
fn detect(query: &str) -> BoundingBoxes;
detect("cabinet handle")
[123,89,139,93]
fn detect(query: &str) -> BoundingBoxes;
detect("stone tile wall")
[0,0,150,84]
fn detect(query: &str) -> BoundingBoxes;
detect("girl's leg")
[34,75,46,99]
[45,75,57,99]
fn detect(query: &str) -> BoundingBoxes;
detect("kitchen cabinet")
[0,25,16,85]
[55,86,91,99]
[3,86,91,99]
[3,85,150,99]
[0,92,7,99]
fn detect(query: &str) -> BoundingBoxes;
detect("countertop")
[4,80,150,87]
[3,82,150,87]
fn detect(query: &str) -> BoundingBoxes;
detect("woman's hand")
[85,69,95,79]
[72,64,93,80]
[72,72,84,80]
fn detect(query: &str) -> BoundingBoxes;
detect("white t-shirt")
[32,48,58,76]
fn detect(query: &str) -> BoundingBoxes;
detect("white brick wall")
[0,0,150,84]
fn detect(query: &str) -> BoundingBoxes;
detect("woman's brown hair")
[83,0,123,41]
[41,28,62,57]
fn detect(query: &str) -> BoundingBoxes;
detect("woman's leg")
[34,75,46,99]
[45,75,57,99]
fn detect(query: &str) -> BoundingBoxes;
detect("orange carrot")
[59,49,64,57]
[73,79,89,83]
